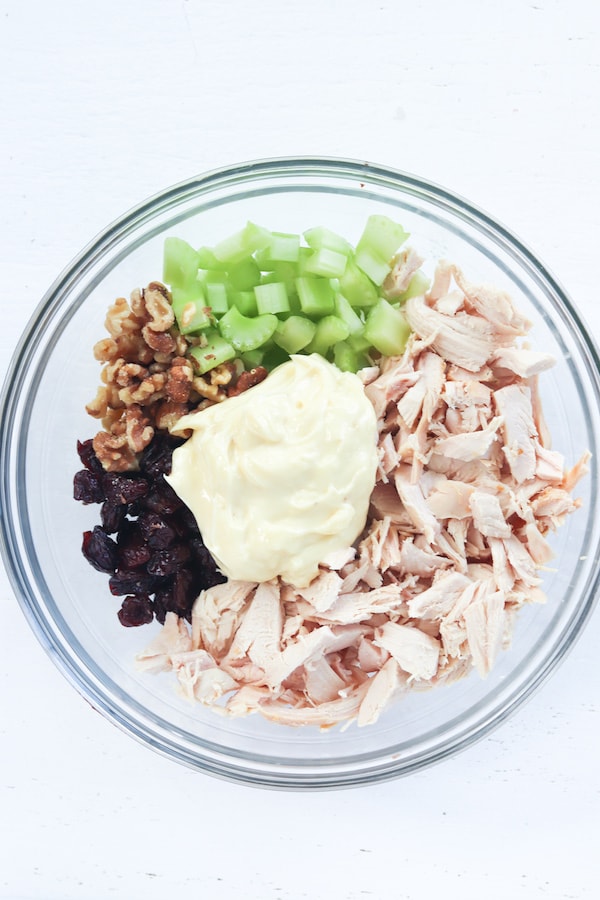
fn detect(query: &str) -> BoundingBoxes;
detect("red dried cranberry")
[152,590,170,624]
[138,512,177,550]
[176,505,201,534]
[108,569,162,597]
[198,568,227,592]
[117,528,152,570]
[102,472,149,506]
[74,470,106,504]
[140,433,183,479]
[101,501,127,534]
[147,544,191,577]
[77,439,103,474]
[82,527,118,573]
[117,595,154,627]
[76,432,226,628]
[141,481,184,515]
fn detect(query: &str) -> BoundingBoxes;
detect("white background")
[1,1,599,898]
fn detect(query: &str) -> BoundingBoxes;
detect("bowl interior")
[2,160,599,786]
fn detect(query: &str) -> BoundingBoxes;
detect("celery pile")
[163,216,428,375]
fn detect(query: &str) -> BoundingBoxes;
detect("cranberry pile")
[74,433,226,626]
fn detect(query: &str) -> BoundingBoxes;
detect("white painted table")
[1,1,599,898]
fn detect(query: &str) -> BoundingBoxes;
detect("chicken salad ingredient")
[139,260,588,727]
[165,353,380,587]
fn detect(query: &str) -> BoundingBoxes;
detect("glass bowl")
[1,157,599,789]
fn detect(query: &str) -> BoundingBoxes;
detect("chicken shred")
[137,262,588,729]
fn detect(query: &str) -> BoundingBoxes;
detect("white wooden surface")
[1,1,599,898]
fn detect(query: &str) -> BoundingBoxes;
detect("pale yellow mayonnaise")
[166,354,379,588]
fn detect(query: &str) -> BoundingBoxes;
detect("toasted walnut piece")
[124,405,154,453]
[101,357,126,386]
[94,338,117,362]
[142,325,177,355]
[118,371,167,406]
[130,287,149,321]
[148,360,169,374]
[174,332,189,356]
[93,430,138,472]
[153,399,191,433]
[105,297,143,338]
[114,333,155,366]
[100,407,124,432]
[86,386,110,419]
[227,366,269,397]
[210,362,237,386]
[143,282,174,333]
[115,363,148,387]
[166,356,194,403]
[192,376,223,403]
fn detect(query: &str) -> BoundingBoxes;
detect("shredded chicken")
[137,262,588,729]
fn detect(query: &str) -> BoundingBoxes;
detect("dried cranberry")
[117,595,154,627]
[152,589,169,624]
[190,539,215,569]
[74,469,105,504]
[82,527,118,573]
[76,431,226,629]
[117,527,152,570]
[102,472,149,506]
[77,439,103,474]
[138,512,177,550]
[198,567,227,592]
[171,570,196,617]
[141,481,184,515]
[101,501,126,534]
[175,505,201,535]
[147,544,191,577]
[139,433,182,479]
[108,569,162,597]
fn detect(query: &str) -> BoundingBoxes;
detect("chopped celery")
[305,315,350,356]
[333,341,367,373]
[296,246,314,276]
[334,293,365,335]
[339,258,379,307]
[261,344,290,371]
[204,282,229,315]
[163,237,199,289]
[355,215,410,286]
[303,247,349,278]
[395,270,430,303]
[364,299,411,356]
[197,246,229,270]
[254,282,290,315]
[202,269,229,285]
[273,315,317,354]
[303,226,353,256]
[348,331,372,353]
[260,262,300,297]
[163,215,416,375]
[219,305,278,352]
[356,215,409,263]
[241,348,265,368]
[295,276,335,317]
[354,248,393,286]
[230,290,258,317]
[227,257,261,291]
[255,231,300,266]
[171,284,212,335]
[212,221,271,265]
[189,331,236,374]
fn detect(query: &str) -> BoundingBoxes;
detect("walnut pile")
[86,282,262,471]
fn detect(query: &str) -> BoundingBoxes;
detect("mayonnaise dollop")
[166,354,379,588]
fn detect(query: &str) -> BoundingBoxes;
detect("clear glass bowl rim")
[1,155,600,789]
